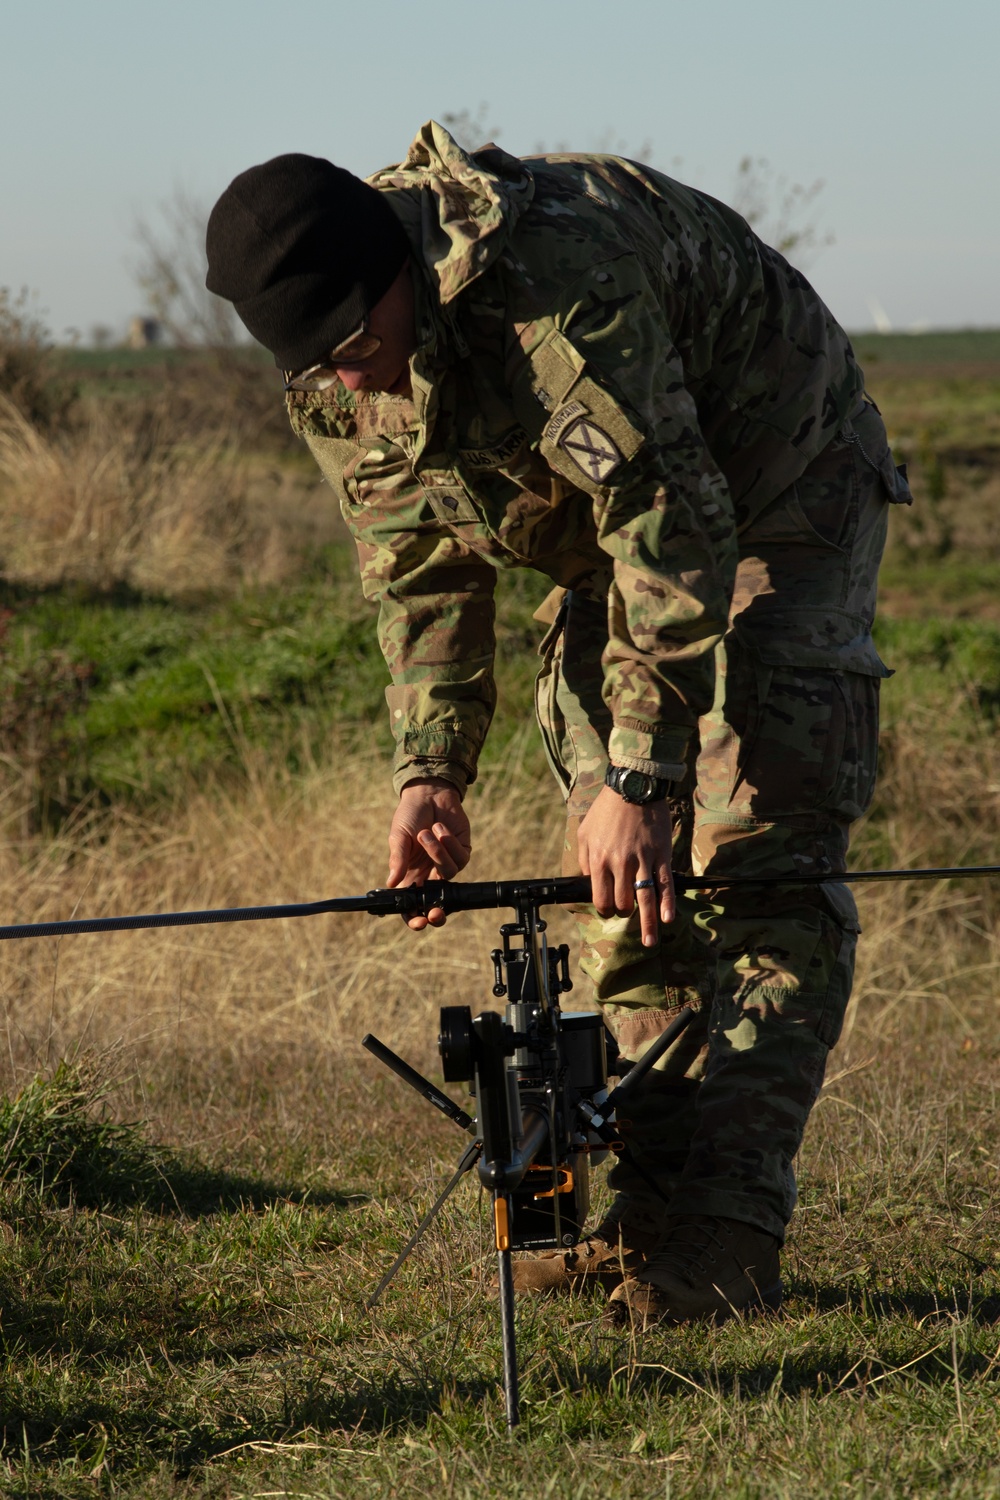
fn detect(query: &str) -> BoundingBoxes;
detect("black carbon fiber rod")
[0,895,361,942]
[361,1033,475,1134]
[2,866,999,943]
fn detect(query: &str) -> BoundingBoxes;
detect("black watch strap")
[604,764,673,805]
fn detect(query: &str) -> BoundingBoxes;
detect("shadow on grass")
[186,1328,1000,1448]
[785,1276,1000,1327]
[0,1289,300,1370]
[65,1154,358,1217]
[3,1327,997,1478]
[2,1139,361,1218]
[0,574,180,617]
[1,1059,363,1217]
[0,1376,494,1478]
[173,1340,1000,1464]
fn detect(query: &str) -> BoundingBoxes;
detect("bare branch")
[132,190,242,349]
[731,156,833,265]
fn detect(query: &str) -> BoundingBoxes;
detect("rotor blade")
[674,865,1000,890]
[4,865,1000,943]
[0,894,375,943]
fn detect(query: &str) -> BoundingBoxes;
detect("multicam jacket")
[287,123,865,796]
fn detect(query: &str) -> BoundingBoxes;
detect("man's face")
[332,262,416,396]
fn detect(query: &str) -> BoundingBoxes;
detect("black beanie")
[205,154,410,369]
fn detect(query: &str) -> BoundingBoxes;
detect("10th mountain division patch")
[558,416,623,484]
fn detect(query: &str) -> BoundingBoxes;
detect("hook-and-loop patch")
[516,327,646,492]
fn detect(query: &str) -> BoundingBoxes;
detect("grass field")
[0,332,999,1497]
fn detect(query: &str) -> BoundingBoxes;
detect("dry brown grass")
[0,395,338,597]
[845,695,1000,1052]
[0,749,574,1129]
[0,707,997,1157]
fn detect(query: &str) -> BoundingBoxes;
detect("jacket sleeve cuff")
[392,723,480,799]
[393,758,471,799]
[608,722,689,782]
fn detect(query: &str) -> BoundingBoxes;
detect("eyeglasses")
[284,318,382,391]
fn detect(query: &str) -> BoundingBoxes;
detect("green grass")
[875,614,1000,719]
[0,1044,997,1499]
[0,1062,322,1217]
[8,532,1000,831]
[49,345,274,404]
[877,558,1000,609]
[56,332,1000,374]
[850,328,1000,367]
[7,555,1000,832]
[0,564,553,819]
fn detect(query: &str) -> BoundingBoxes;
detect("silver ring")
[633,878,656,890]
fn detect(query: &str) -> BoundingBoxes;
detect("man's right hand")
[386,777,472,930]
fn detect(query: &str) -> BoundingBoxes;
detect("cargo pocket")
[534,592,574,797]
[726,605,892,823]
[847,402,913,506]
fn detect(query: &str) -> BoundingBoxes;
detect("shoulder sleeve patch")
[556,414,624,484]
[510,323,646,490]
[541,375,645,491]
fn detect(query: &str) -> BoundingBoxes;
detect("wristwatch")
[604,764,674,805]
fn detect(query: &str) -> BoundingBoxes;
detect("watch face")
[620,770,650,802]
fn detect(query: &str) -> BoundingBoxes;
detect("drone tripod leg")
[366,1139,482,1310]
[493,1192,520,1430]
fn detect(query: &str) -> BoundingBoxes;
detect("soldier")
[205,124,909,1327]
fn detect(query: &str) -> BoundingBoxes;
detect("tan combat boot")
[605,1214,782,1327]
[510,1197,666,1294]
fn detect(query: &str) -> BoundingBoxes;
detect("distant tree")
[731,155,832,264]
[132,189,241,348]
[440,104,502,150]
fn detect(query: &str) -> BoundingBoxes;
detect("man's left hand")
[576,785,675,947]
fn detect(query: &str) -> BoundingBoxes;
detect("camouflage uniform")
[288,124,910,1241]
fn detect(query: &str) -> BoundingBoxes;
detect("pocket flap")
[732,605,892,677]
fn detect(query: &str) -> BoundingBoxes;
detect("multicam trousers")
[535,401,908,1241]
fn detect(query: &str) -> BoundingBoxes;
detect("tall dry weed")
[0,288,72,432]
[0,751,569,1122]
[844,711,1000,1067]
[0,394,333,596]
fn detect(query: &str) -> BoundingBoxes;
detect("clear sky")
[2,0,997,341]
